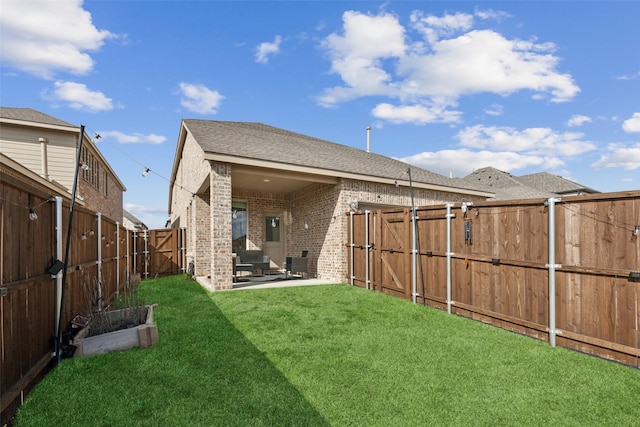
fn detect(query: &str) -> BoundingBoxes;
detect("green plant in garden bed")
[15,275,640,426]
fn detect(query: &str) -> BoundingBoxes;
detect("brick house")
[0,107,125,222]
[168,120,493,290]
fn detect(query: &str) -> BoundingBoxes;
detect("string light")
[80,162,90,171]
[29,207,38,221]
[84,125,197,197]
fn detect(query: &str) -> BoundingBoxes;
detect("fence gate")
[349,211,373,289]
[149,228,184,277]
[374,209,411,300]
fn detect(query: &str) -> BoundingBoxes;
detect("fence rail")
[348,191,640,368]
[1,167,185,423]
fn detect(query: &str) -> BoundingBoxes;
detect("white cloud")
[592,143,640,170]
[474,8,511,22]
[317,11,406,106]
[43,81,113,112]
[399,149,560,178]
[255,35,282,64]
[100,130,166,144]
[124,203,169,229]
[398,30,578,102]
[410,11,474,44]
[567,114,592,127]
[622,112,640,133]
[0,0,114,78]
[456,125,596,156]
[318,10,580,124]
[372,102,462,124]
[178,82,224,114]
[617,70,640,80]
[484,104,503,116]
[398,122,595,178]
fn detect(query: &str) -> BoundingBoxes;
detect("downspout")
[545,197,561,347]
[350,211,355,285]
[446,203,454,314]
[39,137,49,180]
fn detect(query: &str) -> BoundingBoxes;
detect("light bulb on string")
[142,168,150,177]
[29,207,38,221]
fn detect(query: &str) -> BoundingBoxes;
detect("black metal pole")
[56,124,85,365]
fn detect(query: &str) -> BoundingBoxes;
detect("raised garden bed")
[72,304,158,357]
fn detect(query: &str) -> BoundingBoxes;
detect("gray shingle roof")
[461,166,597,200]
[183,120,487,192]
[0,107,77,128]
[515,172,599,194]
[123,209,148,230]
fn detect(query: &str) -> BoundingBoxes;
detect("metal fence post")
[545,197,561,347]
[365,210,370,290]
[143,229,149,279]
[446,203,454,314]
[115,221,120,296]
[181,227,186,274]
[350,211,354,286]
[53,196,63,349]
[96,212,103,310]
[133,230,137,275]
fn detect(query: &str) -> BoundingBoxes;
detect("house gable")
[1,107,126,222]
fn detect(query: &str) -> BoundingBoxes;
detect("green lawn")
[15,276,640,426]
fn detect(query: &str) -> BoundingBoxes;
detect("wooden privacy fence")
[348,191,640,368]
[0,170,185,423]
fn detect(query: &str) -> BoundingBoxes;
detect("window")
[265,216,280,242]
[102,171,108,196]
[80,146,100,190]
[232,201,247,253]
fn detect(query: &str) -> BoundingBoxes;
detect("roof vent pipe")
[366,126,371,152]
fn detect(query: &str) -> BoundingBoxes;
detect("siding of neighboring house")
[1,108,126,223]
[0,125,76,188]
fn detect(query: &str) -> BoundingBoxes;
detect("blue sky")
[1,1,639,228]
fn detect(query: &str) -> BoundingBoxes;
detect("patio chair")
[286,250,309,279]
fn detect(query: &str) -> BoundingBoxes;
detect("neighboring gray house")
[462,167,599,200]
[0,107,126,222]
[168,120,493,290]
[123,209,148,231]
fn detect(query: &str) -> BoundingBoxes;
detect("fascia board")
[205,153,494,198]
[0,118,78,133]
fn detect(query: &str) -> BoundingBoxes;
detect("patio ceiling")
[231,165,338,194]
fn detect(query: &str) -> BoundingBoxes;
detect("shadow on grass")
[15,276,329,426]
